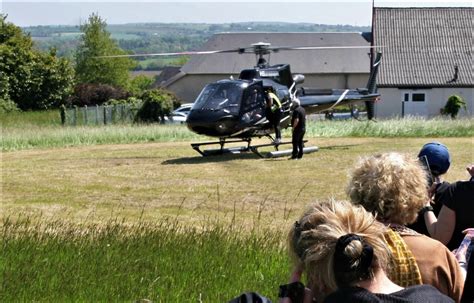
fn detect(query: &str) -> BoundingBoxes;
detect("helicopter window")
[193,83,242,114]
[240,87,265,123]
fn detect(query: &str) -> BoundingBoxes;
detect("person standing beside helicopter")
[291,99,306,160]
[265,87,282,143]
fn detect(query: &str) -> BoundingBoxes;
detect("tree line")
[1,13,178,121]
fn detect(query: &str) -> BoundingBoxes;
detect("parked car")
[165,112,187,124]
[172,103,193,116]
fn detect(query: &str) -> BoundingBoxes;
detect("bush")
[128,75,154,96]
[0,97,19,114]
[135,89,175,123]
[68,83,131,107]
[442,95,466,119]
[105,97,143,108]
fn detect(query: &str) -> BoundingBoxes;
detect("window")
[401,91,426,102]
[412,93,425,102]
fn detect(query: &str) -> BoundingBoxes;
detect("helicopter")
[101,42,382,157]
[185,43,381,157]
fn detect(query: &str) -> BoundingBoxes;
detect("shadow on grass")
[162,152,260,165]
[318,144,360,150]
[162,144,361,164]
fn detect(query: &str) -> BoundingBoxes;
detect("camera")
[278,281,305,303]
[419,155,434,186]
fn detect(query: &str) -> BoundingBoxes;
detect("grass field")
[2,110,473,151]
[1,113,473,301]
[1,217,288,302]
[3,137,473,227]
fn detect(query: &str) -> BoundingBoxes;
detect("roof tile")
[374,7,473,87]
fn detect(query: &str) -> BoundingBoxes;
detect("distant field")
[110,33,142,40]
[136,57,187,69]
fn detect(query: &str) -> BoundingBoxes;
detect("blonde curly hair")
[346,152,429,225]
[289,199,391,294]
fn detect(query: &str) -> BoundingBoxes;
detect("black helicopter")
[183,43,381,156]
[101,42,382,157]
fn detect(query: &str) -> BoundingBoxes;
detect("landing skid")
[191,138,252,157]
[190,137,318,158]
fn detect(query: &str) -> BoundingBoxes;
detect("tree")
[75,13,135,88]
[128,75,154,95]
[442,95,466,119]
[0,15,74,110]
[0,71,19,113]
[136,88,175,123]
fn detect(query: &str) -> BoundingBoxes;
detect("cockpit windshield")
[193,82,243,114]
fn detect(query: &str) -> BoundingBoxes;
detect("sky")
[1,0,472,27]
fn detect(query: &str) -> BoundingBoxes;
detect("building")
[373,7,473,118]
[160,32,372,103]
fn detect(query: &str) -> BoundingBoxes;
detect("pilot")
[265,87,282,143]
[257,57,267,68]
[290,98,306,159]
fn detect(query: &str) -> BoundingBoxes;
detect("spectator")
[290,99,306,159]
[408,142,452,236]
[281,200,453,303]
[461,236,474,302]
[347,153,464,302]
[424,164,474,250]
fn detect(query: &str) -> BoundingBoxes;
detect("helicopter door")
[240,86,266,124]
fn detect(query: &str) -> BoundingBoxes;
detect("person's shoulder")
[453,180,474,190]
[435,181,451,194]
[443,180,473,204]
[401,232,450,250]
[323,287,378,303]
[395,285,454,302]
[445,180,474,191]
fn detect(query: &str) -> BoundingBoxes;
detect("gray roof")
[374,7,473,87]
[181,32,371,74]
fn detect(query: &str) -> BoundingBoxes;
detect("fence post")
[96,105,99,125]
[111,105,116,124]
[103,105,107,125]
[73,106,78,126]
[84,105,88,125]
[60,105,66,126]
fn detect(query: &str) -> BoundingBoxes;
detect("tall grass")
[1,124,203,151]
[0,109,61,128]
[1,216,289,302]
[307,117,473,138]
[2,110,473,151]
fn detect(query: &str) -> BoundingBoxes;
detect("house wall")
[376,87,473,118]
[167,73,369,103]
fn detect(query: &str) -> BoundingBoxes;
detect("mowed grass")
[3,137,473,227]
[1,112,473,301]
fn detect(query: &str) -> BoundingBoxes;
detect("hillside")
[23,22,371,70]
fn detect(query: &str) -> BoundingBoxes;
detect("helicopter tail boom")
[364,52,382,119]
[366,52,382,94]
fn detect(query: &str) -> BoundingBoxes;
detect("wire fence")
[61,105,139,126]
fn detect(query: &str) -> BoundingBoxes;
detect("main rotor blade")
[273,45,383,52]
[96,48,245,58]
[95,45,383,58]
